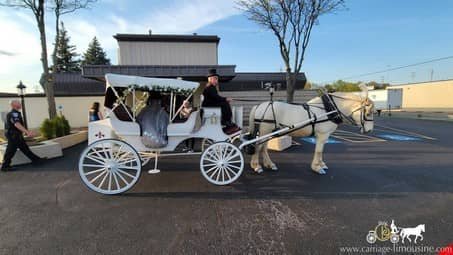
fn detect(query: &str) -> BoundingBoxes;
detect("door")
[387,89,403,109]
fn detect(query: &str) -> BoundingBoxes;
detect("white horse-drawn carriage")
[79,73,374,195]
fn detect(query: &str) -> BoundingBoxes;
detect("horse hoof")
[254,167,264,174]
[268,165,278,171]
[312,168,326,175]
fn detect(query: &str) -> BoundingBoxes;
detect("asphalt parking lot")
[1,117,453,255]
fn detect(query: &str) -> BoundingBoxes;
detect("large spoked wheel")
[201,135,241,152]
[200,142,244,185]
[139,153,152,166]
[79,139,142,195]
[201,138,214,152]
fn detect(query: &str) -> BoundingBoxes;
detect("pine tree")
[52,22,80,72]
[81,37,111,65]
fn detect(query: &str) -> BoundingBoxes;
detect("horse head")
[339,84,374,133]
[419,224,426,233]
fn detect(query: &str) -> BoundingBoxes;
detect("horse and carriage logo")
[366,220,425,244]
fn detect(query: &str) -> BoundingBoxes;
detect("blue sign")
[300,137,342,144]
[377,134,421,141]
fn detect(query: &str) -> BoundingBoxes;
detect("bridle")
[328,94,374,131]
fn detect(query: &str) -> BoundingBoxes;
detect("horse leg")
[311,133,329,174]
[262,142,278,171]
[250,144,263,173]
[319,132,334,170]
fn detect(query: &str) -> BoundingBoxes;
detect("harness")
[253,98,332,138]
[251,93,373,139]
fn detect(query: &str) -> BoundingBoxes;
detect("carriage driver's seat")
[167,110,202,136]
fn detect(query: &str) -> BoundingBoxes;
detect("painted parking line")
[300,137,342,144]
[332,129,386,143]
[376,134,421,141]
[374,124,437,140]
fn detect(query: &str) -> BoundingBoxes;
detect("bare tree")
[237,0,344,102]
[0,0,96,119]
[1,0,55,117]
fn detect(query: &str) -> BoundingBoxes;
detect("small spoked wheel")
[201,138,214,152]
[79,139,142,195]
[200,142,244,185]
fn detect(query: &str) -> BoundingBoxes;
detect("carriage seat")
[108,108,141,136]
[167,110,201,136]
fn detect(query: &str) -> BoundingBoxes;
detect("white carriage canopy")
[103,73,200,123]
[105,73,199,93]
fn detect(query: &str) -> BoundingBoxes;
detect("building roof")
[82,65,236,82]
[232,72,306,82]
[221,72,307,91]
[53,72,105,95]
[2,70,307,98]
[113,34,220,43]
[0,92,17,97]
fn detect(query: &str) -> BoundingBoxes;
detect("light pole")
[16,81,28,129]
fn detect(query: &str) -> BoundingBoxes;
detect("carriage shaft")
[238,110,337,150]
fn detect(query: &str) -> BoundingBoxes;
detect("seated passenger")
[137,92,169,148]
[202,69,241,134]
[180,100,195,152]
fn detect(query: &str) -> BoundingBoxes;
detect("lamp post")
[16,81,28,129]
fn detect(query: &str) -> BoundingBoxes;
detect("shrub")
[39,115,72,139]
[61,115,71,135]
[53,117,65,137]
[40,118,55,139]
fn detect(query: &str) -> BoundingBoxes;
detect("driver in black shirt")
[202,69,240,134]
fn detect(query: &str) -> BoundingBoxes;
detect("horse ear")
[359,83,368,98]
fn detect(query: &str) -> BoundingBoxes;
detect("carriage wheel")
[79,139,142,195]
[201,138,214,152]
[200,142,244,185]
[139,153,151,166]
[201,135,240,152]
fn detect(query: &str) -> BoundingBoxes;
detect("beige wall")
[389,80,453,109]
[0,90,319,130]
[118,41,218,65]
[0,96,104,129]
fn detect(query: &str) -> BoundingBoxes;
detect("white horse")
[247,84,374,174]
[400,224,425,244]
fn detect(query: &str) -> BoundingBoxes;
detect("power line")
[321,55,453,83]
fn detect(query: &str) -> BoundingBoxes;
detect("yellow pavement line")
[333,129,386,142]
[335,129,387,140]
[374,124,437,140]
[331,135,386,143]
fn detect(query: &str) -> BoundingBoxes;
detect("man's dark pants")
[219,101,233,126]
[2,132,40,169]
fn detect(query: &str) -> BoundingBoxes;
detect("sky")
[1,0,453,93]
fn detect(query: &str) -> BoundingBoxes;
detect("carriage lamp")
[16,80,28,129]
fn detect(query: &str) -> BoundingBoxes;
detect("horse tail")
[248,105,257,135]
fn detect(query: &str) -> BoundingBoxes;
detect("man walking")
[202,69,240,134]
[1,100,43,172]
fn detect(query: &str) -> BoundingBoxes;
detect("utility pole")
[430,69,434,81]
